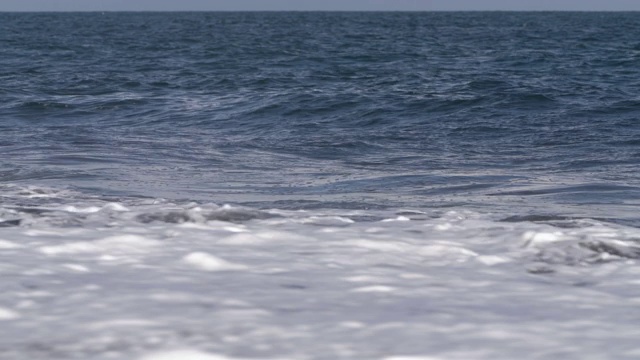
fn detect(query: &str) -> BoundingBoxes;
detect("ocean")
[1,11,640,359]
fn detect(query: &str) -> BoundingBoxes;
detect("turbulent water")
[1,12,640,360]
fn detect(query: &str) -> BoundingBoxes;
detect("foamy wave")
[1,185,639,359]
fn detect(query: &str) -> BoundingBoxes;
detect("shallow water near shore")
[1,184,640,360]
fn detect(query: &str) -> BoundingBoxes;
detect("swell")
[0,12,638,217]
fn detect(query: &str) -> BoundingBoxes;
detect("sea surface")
[1,12,640,360]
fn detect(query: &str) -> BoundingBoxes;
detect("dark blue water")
[1,12,640,221]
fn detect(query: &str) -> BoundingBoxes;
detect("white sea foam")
[39,234,161,255]
[1,185,640,359]
[182,252,248,271]
[138,349,248,360]
[0,307,20,320]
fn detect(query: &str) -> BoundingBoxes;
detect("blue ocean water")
[2,12,640,360]
[1,12,640,220]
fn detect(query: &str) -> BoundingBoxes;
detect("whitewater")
[1,184,639,359]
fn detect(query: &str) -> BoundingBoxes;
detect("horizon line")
[1,9,640,13]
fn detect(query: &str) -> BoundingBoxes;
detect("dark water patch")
[532,239,640,267]
[501,214,578,223]
[606,138,640,147]
[19,101,74,110]
[136,208,278,224]
[488,184,638,197]
[501,214,605,229]
[6,207,54,216]
[579,240,640,260]
[0,219,22,227]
